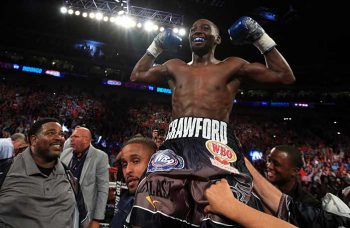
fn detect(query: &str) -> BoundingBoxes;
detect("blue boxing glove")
[147,28,182,58]
[228,16,276,54]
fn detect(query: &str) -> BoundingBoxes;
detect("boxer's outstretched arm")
[239,48,295,84]
[204,179,296,228]
[228,17,295,84]
[130,53,168,83]
[130,29,182,83]
[244,158,282,213]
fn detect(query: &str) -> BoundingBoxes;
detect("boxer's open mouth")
[192,37,206,43]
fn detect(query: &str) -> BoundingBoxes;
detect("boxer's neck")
[191,51,218,65]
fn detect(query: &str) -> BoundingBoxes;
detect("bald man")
[61,127,109,228]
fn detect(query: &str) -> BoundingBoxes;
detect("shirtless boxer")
[130,16,295,227]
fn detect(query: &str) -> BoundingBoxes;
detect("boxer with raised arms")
[130,17,295,227]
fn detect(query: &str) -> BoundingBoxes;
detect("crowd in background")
[1,82,349,202]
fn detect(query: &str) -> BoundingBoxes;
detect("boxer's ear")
[215,35,221,45]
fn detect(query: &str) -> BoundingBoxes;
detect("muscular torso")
[166,58,243,122]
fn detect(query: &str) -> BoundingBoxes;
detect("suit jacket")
[61,145,109,220]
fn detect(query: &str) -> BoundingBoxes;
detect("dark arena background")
[0,0,349,227]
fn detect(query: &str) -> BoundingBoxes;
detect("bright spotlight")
[153,24,159,31]
[144,21,154,32]
[118,10,125,15]
[95,12,103,20]
[68,9,74,15]
[117,15,136,28]
[173,28,179,33]
[179,28,186,36]
[114,16,123,25]
[116,16,136,28]
[82,12,88,17]
[128,20,137,28]
[159,27,165,32]
[110,17,116,22]
[75,10,80,16]
[137,23,142,28]
[60,6,67,14]
[89,12,95,19]
[103,16,109,22]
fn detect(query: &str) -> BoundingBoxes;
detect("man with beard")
[110,136,157,228]
[0,118,88,228]
[130,17,295,227]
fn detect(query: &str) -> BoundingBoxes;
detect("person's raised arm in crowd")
[244,157,282,212]
[204,179,296,228]
[244,158,350,228]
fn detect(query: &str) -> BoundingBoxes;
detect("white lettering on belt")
[194,118,203,137]
[186,117,196,137]
[165,117,228,144]
[202,118,211,140]
[174,118,184,138]
[212,120,220,142]
[220,122,228,144]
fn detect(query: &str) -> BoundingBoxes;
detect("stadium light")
[89,12,95,19]
[153,24,159,31]
[95,12,103,20]
[60,1,183,27]
[127,18,137,28]
[115,16,136,28]
[114,16,122,25]
[59,1,185,35]
[179,28,186,36]
[144,21,155,32]
[60,6,67,14]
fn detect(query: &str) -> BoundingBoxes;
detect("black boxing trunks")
[130,117,262,227]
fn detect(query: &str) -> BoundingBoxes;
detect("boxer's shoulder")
[163,58,187,68]
[222,56,248,64]
[219,57,249,72]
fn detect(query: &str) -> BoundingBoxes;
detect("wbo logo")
[153,153,178,167]
[206,140,237,165]
[147,149,185,173]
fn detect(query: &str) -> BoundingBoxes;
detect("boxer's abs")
[171,92,235,122]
